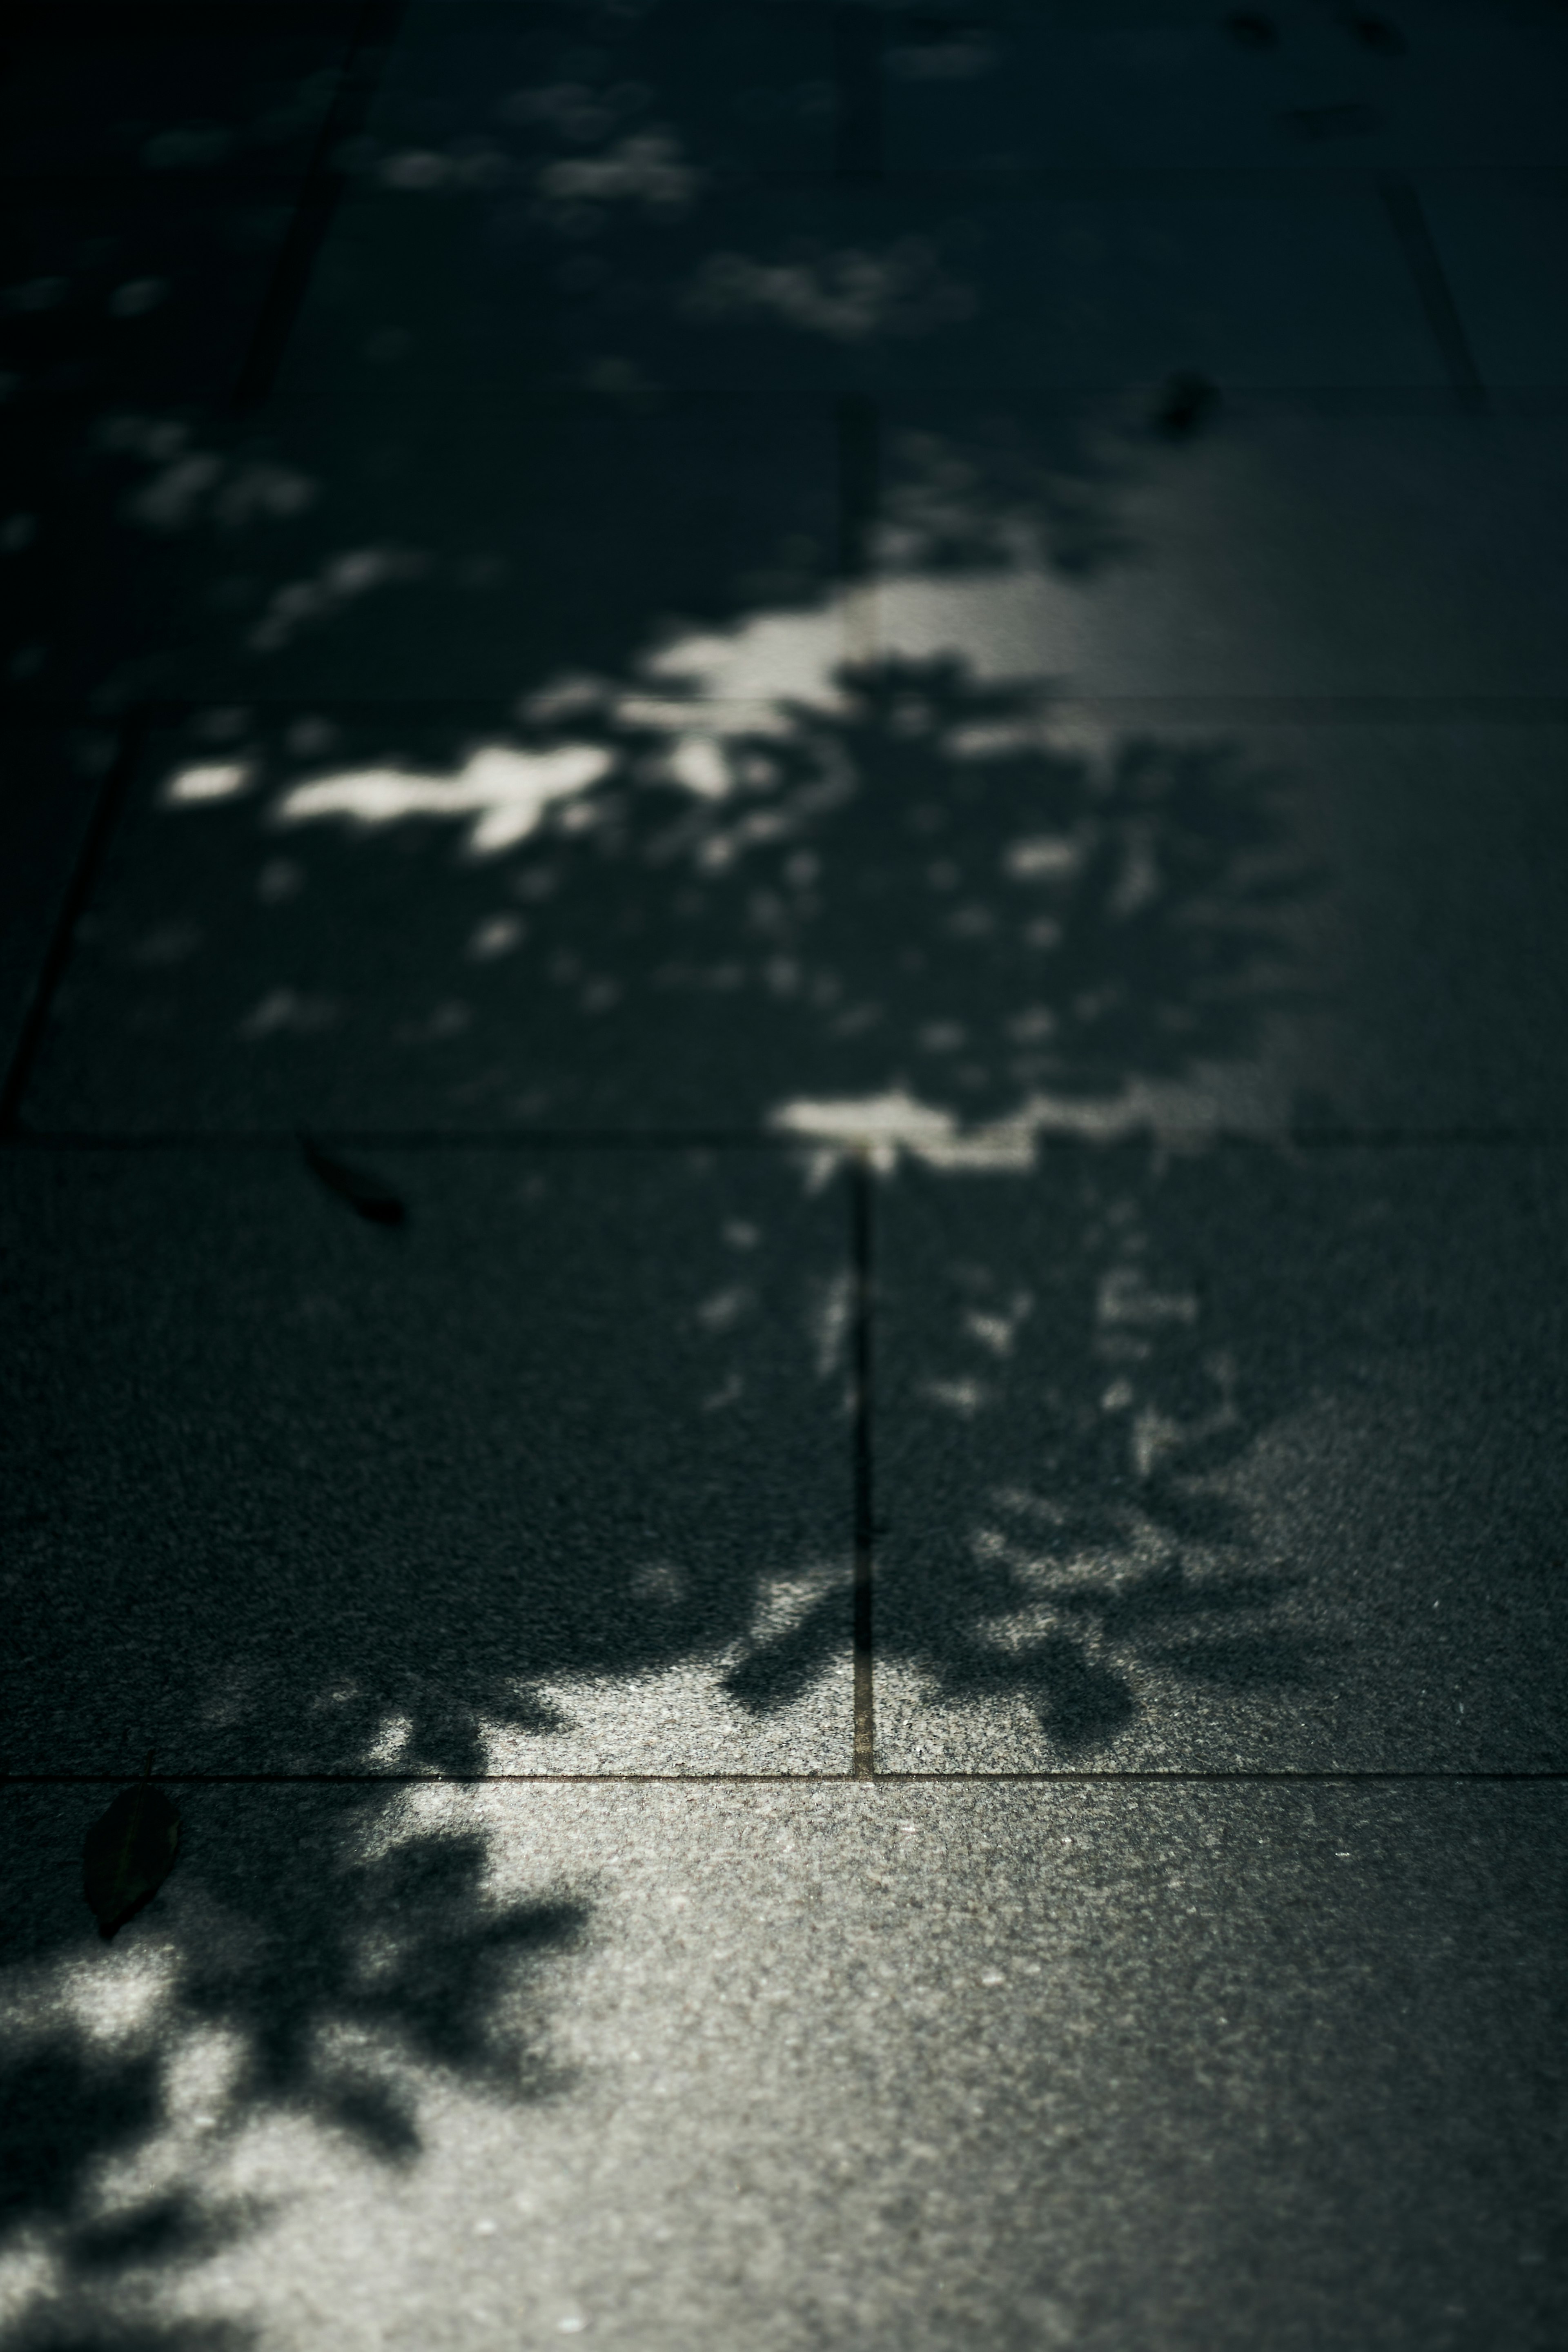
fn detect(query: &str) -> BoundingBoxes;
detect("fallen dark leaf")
[1154,372,1221,438]
[1348,13,1404,55]
[299,1132,405,1226]
[83,1755,179,1940]
[1224,9,1278,47]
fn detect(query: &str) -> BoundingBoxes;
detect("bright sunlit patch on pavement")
[771,1064,1289,1178]
[162,760,256,805]
[272,744,615,858]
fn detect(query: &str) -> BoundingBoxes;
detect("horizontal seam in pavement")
[12,697,1568,722]
[9,1129,1568,1152]
[9,1771,1568,1787]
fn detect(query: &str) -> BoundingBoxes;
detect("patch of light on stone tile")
[1004,834,1084,881]
[467,911,527,960]
[237,987,340,1040]
[272,743,614,858]
[0,2231,56,2321]
[683,240,974,342]
[162,2022,251,2129]
[478,1639,852,1776]
[0,1941,182,2060]
[639,600,855,713]
[771,1061,1290,1177]
[922,1376,991,1416]
[364,1713,416,1768]
[163,759,255,806]
[665,733,730,798]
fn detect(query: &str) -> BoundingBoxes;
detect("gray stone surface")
[4,0,1568,2340]
[2,1777,1565,2350]
[0,1148,852,1774]
[875,1146,1568,1773]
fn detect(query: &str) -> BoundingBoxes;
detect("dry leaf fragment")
[83,1753,179,1939]
[1154,372,1220,439]
[299,1132,405,1225]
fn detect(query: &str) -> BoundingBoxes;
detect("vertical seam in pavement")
[851,1152,876,1777]
[0,705,149,1140]
[835,393,881,582]
[834,2,884,184]
[1377,174,1488,417]
[230,0,404,412]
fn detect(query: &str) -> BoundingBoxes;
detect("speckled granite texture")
[4,0,1568,2343]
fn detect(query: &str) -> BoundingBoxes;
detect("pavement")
[2,2,1567,2345]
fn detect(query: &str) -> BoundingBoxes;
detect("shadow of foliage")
[0,1785,588,2352]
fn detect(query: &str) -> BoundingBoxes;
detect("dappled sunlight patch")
[100,413,317,535]
[161,759,255,807]
[236,986,340,1040]
[772,1062,1292,1178]
[272,743,615,858]
[684,239,976,343]
[248,546,427,654]
[477,1566,853,1773]
[538,130,702,216]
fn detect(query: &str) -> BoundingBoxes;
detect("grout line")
[833,2,883,183]
[11,694,1568,723]
[0,708,149,1140]
[229,0,403,412]
[1378,175,1489,416]
[9,1769,1566,1787]
[850,1151,875,1778]
[9,1127,1568,1154]
[835,390,881,668]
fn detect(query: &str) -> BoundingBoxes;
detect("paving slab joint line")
[850,1150,877,1778]
[230,0,405,411]
[0,704,150,1139]
[1377,173,1489,416]
[10,1128,1568,1156]
[8,1770,1568,1787]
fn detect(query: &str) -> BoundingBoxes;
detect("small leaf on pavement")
[83,1753,180,1940]
[1153,372,1220,439]
[299,1132,406,1225]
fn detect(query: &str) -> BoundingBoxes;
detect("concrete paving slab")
[0,1147,853,1774]
[883,0,1568,174]
[20,711,1568,1138]
[2,1775,1564,2349]
[874,1145,1568,1773]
